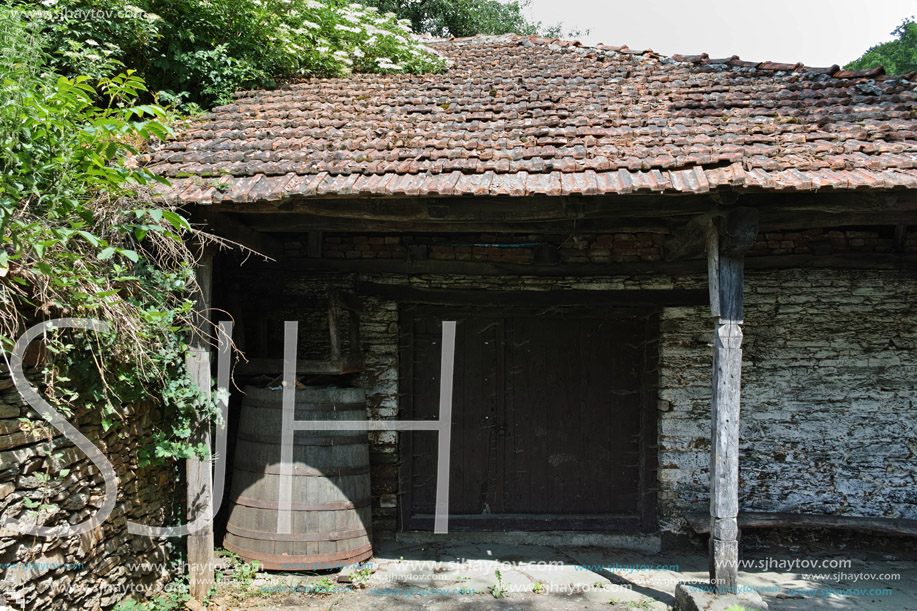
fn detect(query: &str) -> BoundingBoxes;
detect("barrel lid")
[243,385,365,403]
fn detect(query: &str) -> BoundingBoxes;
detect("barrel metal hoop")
[233,463,370,477]
[232,495,371,511]
[223,540,373,569]
[236,433,367,446]
[226,523,368,543]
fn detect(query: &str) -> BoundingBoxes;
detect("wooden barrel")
[224,386,372,570]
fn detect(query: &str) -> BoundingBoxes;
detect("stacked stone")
[0,363,180,610]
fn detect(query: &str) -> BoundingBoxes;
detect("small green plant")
[310,576,336,594]
[349,567,373,588]
[215,549,260,591]
[725,606,750,611]
[233,558,261,588]
[113,577,190,611]
[620,598,655,610]
[532,581,545,594]
[489,569,506,599]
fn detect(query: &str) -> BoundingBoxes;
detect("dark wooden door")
[400,306,658,532]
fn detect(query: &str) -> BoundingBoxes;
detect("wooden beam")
[201,190,917,234]
[708,207,758,592]
[187,252,214,600]
[706,223,720,318]
[236,213,674,234]
[687,511,917,538]
[355,282,707,307]
[214,193,715,223]
[664,213,714,262]
[231,253,917,279]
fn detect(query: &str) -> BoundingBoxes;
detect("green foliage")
[309,576,336,594]
[225,551,261,588]
[360,0,537,38]
[21,0,446,107]
[845,18,917,75]
[358,0,588,40]
[0,7,219,463]
[489,568,506,599]
[113,578,190,611]
[349,566,373,587]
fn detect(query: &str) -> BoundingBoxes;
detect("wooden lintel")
[355,282,707,307]
[202,190,917,235]
[216,193,715,223]
[238,215,674,234]
[234,253,917,279]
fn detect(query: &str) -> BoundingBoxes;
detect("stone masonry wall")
[0,362,180,610]
[230,234,917,543]
[657,268,917,535]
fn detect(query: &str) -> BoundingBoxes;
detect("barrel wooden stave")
[225,386,372,570]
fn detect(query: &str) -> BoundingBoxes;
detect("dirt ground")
[195,538,916,611]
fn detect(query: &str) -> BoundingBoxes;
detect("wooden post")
[708,208,758,592]
[187,252,214,600]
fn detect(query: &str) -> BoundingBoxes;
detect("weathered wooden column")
[187,252,214,599]
[708,208,758,592]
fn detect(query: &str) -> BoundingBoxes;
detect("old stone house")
[3,33,917,608]
[150,32,917,592]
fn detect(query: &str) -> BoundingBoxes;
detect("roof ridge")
[426,33,912,81]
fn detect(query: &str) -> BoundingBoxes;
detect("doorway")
[399,305,659,532]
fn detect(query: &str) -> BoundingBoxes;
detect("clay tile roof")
[146,34,917,204]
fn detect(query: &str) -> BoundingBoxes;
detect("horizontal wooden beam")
[212,193,715,223]
[233,253,917,279]
[355,282,707,307]
[231,213,673,235]
[194,191,917,231]
[687,511,917,538]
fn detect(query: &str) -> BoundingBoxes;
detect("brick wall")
[0,363,180,610]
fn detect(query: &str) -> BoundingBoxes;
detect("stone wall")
[0,362,180,610]
[657,268,917,536]
[224,232,917,546]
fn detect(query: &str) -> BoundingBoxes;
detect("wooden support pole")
[187,252,214,600]
[708,208,758,593]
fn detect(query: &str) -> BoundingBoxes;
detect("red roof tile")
[147,34,917,204]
